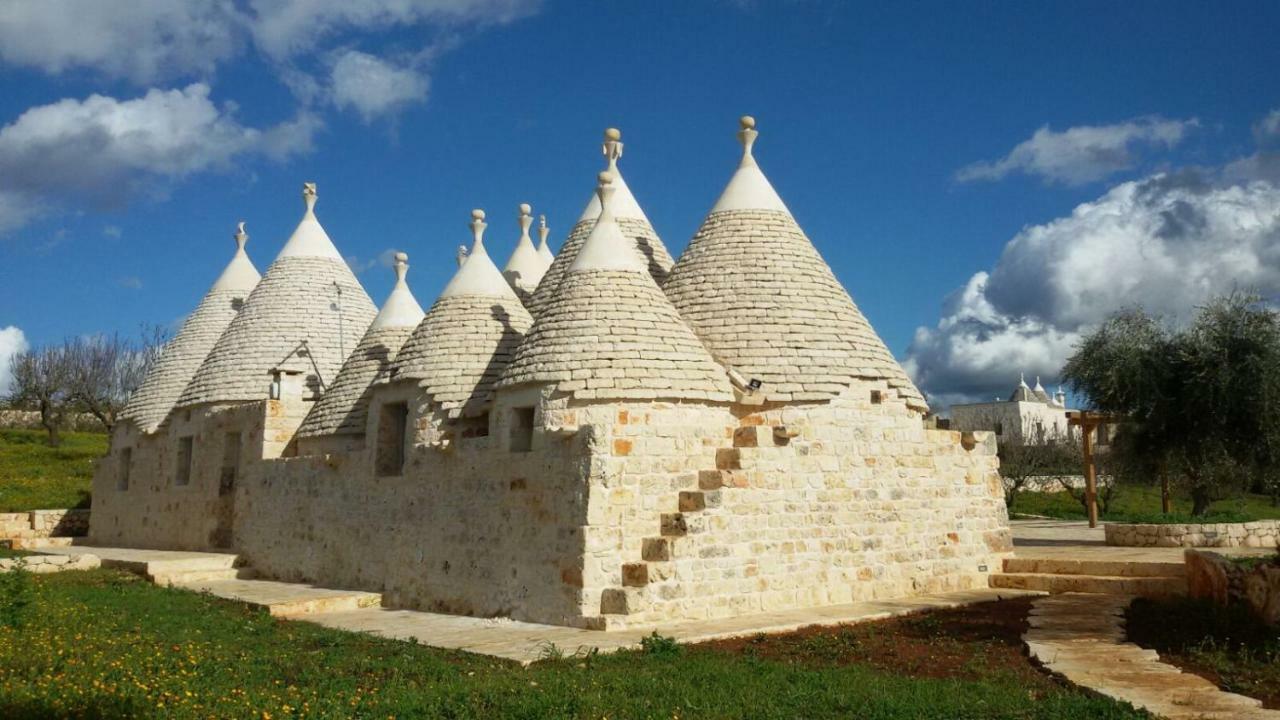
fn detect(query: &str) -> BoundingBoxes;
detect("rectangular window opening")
[459,412,490,439]
[870,390,883,405]
[176,436,194,486]
[376,402,409,476]
[117,447,132,491]
[220,432,241,495]
[509,406,535,453]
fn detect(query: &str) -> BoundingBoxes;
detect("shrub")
[0,560,34,628]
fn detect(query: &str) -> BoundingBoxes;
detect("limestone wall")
[586,381,1011,629]
[1107,520,1280,548]
[89,402,269,550]
[1,510,90,540]
[0,553,100,573]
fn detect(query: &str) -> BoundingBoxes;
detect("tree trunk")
[1190,484,1213,517]
[40,406,61,447]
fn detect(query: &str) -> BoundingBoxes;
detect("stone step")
[990,572,1185,597]
[8,537,76,550]
[169,577,383,618]
[1004,557,1186,578]
[152,567,258,586]
[600,586,647,616]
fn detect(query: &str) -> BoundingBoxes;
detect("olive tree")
[1062,294,1280,516]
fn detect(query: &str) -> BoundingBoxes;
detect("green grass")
[1010,484,1280,523]
[0,429,105,512]
[0,569,1149,719]
[0,547,35,559]
[1126,596,1280,708]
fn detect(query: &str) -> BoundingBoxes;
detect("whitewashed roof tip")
[369,252,426,330]
[276,182,345,261]
[210,221,263,292]
[440,209,523,300]
[710,116,790,214]
[536,214,555,265]
[568,172,647,273]
[503,202,548,292]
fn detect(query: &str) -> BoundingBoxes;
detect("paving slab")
[173,577,382,617]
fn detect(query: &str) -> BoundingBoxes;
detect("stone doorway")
[210,432,241,548]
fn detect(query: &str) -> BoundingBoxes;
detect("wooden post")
[1160,468,1172,515]
[1082,421,1099,528]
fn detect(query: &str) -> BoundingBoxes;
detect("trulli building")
[90,120,1012,630]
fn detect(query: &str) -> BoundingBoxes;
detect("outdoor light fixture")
[748,378,762,391]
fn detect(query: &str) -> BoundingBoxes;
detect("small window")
[117,447,132,491]
[376,402,409,476]
[509,406,535,452]
[176,436,194,486]
[458,412,490,439]
[870,390,883,405]
[994,422,1004,436]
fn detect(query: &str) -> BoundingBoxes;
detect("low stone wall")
[0,410,102,432]
[0,509,91,539]
[1106,520,1280,548]
[0,553,99,573]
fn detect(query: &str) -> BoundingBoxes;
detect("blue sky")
[1,1,1278,407]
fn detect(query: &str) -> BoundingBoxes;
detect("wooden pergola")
[1065,410,1127,528]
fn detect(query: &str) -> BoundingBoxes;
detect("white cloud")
[1256,109,1280,142]
[0,326,29,397]
[331,51,430,122]
[0,1,241,83]
[907,170,1280,407]
[0,84,317,233]
[957,117,1198,185]
[247,0,537,60]
[102,225,122,239]
[118,276,144,290]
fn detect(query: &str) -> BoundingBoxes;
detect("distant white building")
[950,375,1077,445]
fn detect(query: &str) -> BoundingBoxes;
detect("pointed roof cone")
[120,223,262,433]
[498,173,733,402]
[1008,373,1035,402]
[536,214,555,266]
[178,183,377,407]
[663,117,928,410]
[525,128,675,318]
[503,203,547,303]
[392,210,533,418]
[1032,376,1051,404]
[297,253,424,438]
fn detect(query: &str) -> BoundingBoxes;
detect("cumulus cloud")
[957,117,1198,186]
[118,276,144,290]
[1256,109,1280,143]
[330,51,430,122]
[0,326,29,397]
[0,84,317,233]
[0,1,242,84]
[906,170,1280,408]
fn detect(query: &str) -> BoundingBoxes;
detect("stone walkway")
[1026,593,1280,720]
[307,587,1035,663]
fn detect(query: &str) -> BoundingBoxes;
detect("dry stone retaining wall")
[0,553,99,573]
[1106,520,1280,548]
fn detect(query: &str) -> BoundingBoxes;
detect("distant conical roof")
[177,184,377,407]
[502,203,547,303]
[1008,374,1035,402]
[524,129,675,318]
[498,173,733,402]
[663,117,927,410]
[393,210,533,418]
[297,253,424,438]
[536,214,555,266]
[120,223,261,433]
[1032,376,1052,404]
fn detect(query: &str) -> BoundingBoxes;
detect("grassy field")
[0,569,1148,719]
[0,429,105,512]
[1010,484,1280,523]
[1127,596,1280,709]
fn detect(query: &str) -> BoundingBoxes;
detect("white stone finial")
[456,245,469,267]
[234,221,248,250]
[737,116,758,166]
[602,127,623,173]
[302,182,317,213]
[596,171,616,217]
[518,203,533,240]
[470,209,487,249]
[538,214,549,244]
[1019,372,1028,387]
[393,251,409,284]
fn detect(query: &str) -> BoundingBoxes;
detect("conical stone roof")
[393,210,533,418]
[524,129,675,318]
[498,174,733,402]
[502,203,547,303]
[662,117,927,410]
[120,223,261,433]
[177,184,377,407]
[297,253,424,438]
